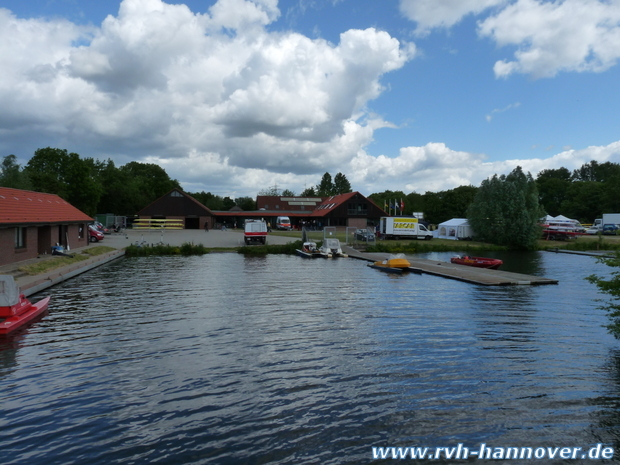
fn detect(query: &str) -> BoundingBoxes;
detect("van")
[276,216,291,230]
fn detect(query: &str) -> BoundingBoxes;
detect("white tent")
[436,218,473,240]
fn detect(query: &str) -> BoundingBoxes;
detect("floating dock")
[343,247,558,286]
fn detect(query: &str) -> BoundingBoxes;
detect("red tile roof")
[0,187,93,226]
[309,192,359,217]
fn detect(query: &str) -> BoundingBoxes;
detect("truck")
[244,219,268,245]
[593,214,620,230]
[379,217,433,240]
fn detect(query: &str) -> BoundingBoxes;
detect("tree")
[235,196,256,211]
[316,172,334,196]
[467,166,544,250]
[258,185,281,196]
[0,155,31,190]
[25,148,102,215]
[119,162,180,213]
[281,189,296,196]
[536,168,572,217]
[300,186,317,196]
[333,172,352,194]
[587,254,620,338]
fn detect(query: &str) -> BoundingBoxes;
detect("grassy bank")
[18,246,117,276]
[238,240,303,255]
[125,242,209,257]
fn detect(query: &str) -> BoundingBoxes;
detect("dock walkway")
[343,247,558,286]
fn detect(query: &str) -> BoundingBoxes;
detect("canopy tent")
[436,218,473,240]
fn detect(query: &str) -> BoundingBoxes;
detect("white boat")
[296,241,329,258]
[319,238,348,258]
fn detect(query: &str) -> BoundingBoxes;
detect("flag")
[400,198,405,214]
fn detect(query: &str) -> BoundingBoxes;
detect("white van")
[276,216,292,230]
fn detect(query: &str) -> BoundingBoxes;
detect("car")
[602,224,619,235]
[585,227,601,235]
[94,221,110,234]
[355,229,375,241]
[88,225,105,242]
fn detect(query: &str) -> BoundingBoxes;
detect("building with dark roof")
[136,189,387,231]
[0,187,94,267]
[136,188,214,230]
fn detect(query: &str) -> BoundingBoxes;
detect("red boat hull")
[0,296,50,335]
[450,256,503,269]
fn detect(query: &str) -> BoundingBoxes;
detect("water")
[1,251,620,464]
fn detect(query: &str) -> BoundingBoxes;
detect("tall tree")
[467,166,544,250]
[0,154,31,190]
[119,162,180,213]
[25,148,102,215]
[333,172,352,194]
[316,172,334,196]
[536,168,572,217]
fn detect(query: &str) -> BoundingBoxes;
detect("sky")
[1,0,620,199]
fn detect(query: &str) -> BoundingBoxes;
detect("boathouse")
[214,192,387,230]
[136,188,214,230]
[0,187,94,267]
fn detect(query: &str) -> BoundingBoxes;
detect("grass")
[124,242,209,257]
[18,246,117,276]
[237,240,304,255]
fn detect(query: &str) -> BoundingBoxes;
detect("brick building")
[0,187,93,267]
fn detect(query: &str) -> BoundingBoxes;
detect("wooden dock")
[343,247,558,286]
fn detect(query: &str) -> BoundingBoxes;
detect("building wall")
[0,224,90,267]
[0,227,38,266]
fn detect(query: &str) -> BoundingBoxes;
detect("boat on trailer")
[450,255,503,269]
[0,275,50,335]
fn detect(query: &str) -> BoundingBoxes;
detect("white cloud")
[0,0,415,197]
[478,0,620,78]
[347,141,620,193]
[485,101,520,122]
[399,0,507,34]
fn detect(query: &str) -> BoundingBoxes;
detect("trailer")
[380,217,433,240]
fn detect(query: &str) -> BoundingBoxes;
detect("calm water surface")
[1,251,620,464]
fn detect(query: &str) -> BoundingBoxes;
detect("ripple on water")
[0,252,619,464]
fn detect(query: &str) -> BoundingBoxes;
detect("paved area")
[1,229,300,296]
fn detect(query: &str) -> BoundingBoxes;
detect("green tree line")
[0,148,249,216]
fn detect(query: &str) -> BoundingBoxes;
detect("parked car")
[585,227,601,235]
[94,221,110,234]
[88,225,105,242]
[602,224,619,235]
[355,229,375,241]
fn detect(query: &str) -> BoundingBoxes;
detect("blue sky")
[1,0,619,197]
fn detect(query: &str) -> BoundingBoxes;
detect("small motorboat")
[0,275,50,335]
[368,255,417,273]
[319,239,348,258]
[296,241,328,258]
[450,255,503,269]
